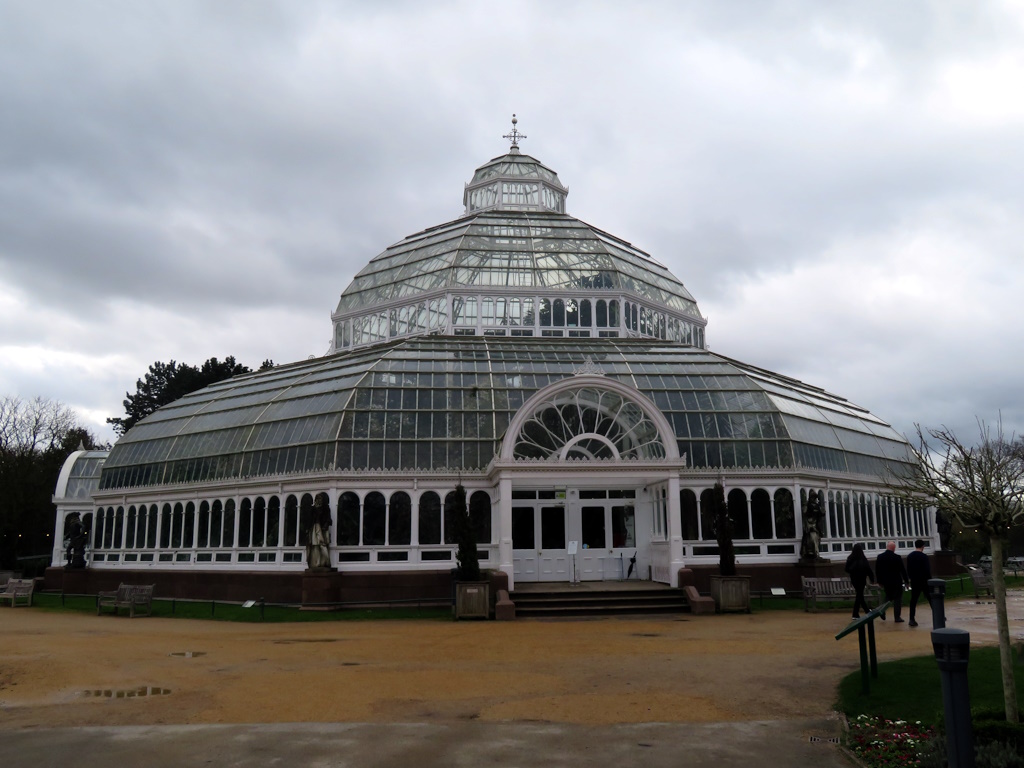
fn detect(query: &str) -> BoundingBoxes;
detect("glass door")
[512,503,569,582]
[538,505,568,580]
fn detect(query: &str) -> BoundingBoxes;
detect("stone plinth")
[302,570,341,608]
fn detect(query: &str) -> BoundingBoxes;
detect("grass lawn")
[837,646,1024,725]
[31,592,452,622]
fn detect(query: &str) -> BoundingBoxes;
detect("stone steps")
[510,587,690,617]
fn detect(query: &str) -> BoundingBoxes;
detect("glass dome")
[99,336,912,491]
[331,132,705,353]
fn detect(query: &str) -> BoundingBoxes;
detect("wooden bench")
[0,578,35,607]
[967,566,993,598]
[802,576,879,612]
[97,584,155,618]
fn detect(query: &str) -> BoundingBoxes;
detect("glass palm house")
[51,118,935,600]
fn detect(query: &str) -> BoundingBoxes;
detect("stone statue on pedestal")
[800,492,825,561]
[305,495,333,571]
[64,512,89,569]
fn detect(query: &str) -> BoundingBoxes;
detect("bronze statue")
[64,512,89,569]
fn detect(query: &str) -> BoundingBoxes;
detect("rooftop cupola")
[463,115,568,214]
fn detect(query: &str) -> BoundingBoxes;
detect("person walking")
[906,539,932,627]
[845,543,875,618]
[876,541,909,622]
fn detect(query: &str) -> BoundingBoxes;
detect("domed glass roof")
[99,336,912,491]
[99,120,914,494]
[334,116,702,325]
[335,212,701,317]
[468,151,563,186]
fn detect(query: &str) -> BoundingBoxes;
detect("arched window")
[580,299,591,327]
[609,300,619,327]
[93,508,105,549]
[113,507,124,549]
[198,501,210,547]
[728,489,749,539]
[252,497,266,547]
[184,502,195,548]
[470,491,492,544]
[418,491,441,545]
[170,503,183,548]
[699,489,716,541]
[564,299,578,327]
[513,386,666,461]
[266,496,280,547]
[160,504,172,549]
[773,489,796,538]
[144,504,157,548]
[210,500,223,547]
[828,491,838,537]
[126,506,137,549]
[443,491,461,545]
[751,489,773,539]
[83,512,94,547]
[539,298,551,327]
[103,507,115,549]
[389,492,412,546]
[680,489,699,540]
[337,492,360,546]
[363,492,386,546]
[238,498,252,548]
[596,300,608,327]
[299,494,314,546]
[284,495,298,547]
[553,299,566,326]
[222,499,236,548]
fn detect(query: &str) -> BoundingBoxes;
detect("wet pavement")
[2,589,1020,768]
[0,719,856,768]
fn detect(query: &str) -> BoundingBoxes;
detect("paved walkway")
[0,720,855,768]
[2,589,1021,768]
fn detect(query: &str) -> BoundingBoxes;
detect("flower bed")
[847,714,938,767]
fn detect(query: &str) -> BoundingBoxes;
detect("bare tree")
[0,396,100,571]
[899,421,1024,723]
[0,396,78,455]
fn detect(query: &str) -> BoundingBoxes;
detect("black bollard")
[932,628,973,768]
[928,579,946,629]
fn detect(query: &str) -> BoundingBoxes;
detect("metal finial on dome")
[502,113,526,153]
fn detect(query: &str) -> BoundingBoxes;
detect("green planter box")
[454,581,490,620]
[710,575,751,613]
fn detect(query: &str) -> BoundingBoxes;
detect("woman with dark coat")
[845,543,875,618]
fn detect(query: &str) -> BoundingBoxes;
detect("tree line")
[1,356,272,573]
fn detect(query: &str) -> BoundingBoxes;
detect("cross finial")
[502,113,526,153]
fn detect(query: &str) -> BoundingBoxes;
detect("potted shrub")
[708,482,750,613]
[451,484,489,619]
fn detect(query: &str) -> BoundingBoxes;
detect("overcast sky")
[2,1,1023,449]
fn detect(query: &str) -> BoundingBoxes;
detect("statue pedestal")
[795,559,836,579]
[59,567,91,594]
[932,550,961,578]
[301,569,341,609]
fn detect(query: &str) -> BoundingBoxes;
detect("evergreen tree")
[452,484,481,581]
[107,356,253,436]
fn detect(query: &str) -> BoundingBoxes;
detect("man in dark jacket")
[876,541,909,622]
[906,539,932,627]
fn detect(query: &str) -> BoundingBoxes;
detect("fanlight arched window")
[513,387,666,461]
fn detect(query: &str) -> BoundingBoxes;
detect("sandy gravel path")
[0,606,942,729]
